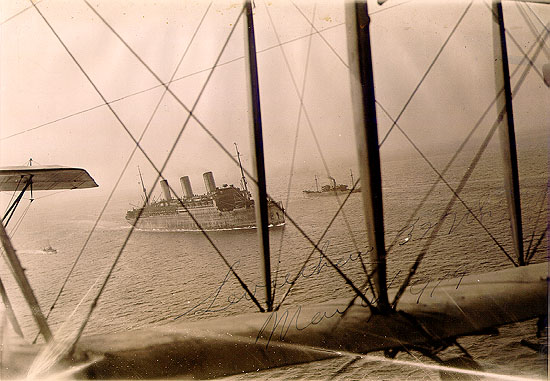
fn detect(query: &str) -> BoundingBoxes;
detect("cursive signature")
[175,242,373,319]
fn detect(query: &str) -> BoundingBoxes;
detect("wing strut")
[492,0,525,266]
[0,276,24,338]
[346,1,390,312]
[2,177,32,227]
[244,0,273,311]
[0,221,53,342]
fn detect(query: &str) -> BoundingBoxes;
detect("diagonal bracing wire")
[0,0,42,26]
[29,1,267,347]
[379,1,474,147]
[0,1,413,143]
[272,3,318,304]
[289,0,509,265]
[525,184,548,261]
[31,2,216,344]
[87,0,376,309]
[265,1,373,305]
[0,23,341,142]
[487,1,546,82]
[379,99,515,264]
[385,21,550,256]
[275,178,378,312]
[523,1,550,59]
[391,113,510,309]
[264,0,364,268]
[391,9,548,307]
[526,181,549,263]
[301,0,544,270]
[84,0,376,312]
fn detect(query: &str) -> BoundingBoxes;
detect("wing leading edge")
[0,166,98,191]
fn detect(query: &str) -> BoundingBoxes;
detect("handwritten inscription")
[255,305,345,347]
[396,196,493,245]
[175,242,372,319]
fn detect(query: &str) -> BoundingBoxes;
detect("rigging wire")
[271,3,318,304]
[391,112,514,309]
[70,2,267,339]
[310,0,545,277]
[290,0,515,274]
[71,5,268,345]
[486,2,546,82]
[31,2,215,343]
[291,1,347,68]
[384,20,549,256]
[20,0,548,330]
[516,1,543,49]
[523,1,550,60]
[526,221,549,263]
[264,1,373,307]
[391,29,545,307]
[0,0,410,143]
[390,0,550,308]
[292,0,515,289]
[8,201,32,239]
[525,184,548,262]
[2,177,23,215]
[0,0,42,26]
[0,23,340,142]
[80,0,263,298]
[275,179,378,312]
[379,1,474,147]
[264,0,363,265]
[0,0,437,145]
[378,100,514,263]
[84,0,379,310]
[28,0,265,347]
[272,198,376,310]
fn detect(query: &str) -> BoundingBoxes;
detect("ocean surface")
[1,133,548,380]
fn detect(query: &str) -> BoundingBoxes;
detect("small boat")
[303,172,361,197]
[42,245,57,254]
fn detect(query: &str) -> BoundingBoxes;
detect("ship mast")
[315,174,319,192]
[138,166,149,206]
[234,142,249,194]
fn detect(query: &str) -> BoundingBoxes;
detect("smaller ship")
[42,245,57,254]
[303,170,361,197]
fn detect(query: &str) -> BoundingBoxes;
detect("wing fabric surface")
[0,166,98,191]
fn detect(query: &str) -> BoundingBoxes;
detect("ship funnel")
[203,172,217,194]
[160,179,172,201]
[180,176,193,199]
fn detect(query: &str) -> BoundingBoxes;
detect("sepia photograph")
[0,0,548,379]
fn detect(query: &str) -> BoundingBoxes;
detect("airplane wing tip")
[0,165,99,191]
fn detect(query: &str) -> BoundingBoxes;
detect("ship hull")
[126,203,285,231]
[303,189,360,197]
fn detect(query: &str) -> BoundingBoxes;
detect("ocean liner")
[125,170,285,231]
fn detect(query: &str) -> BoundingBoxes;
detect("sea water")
[1,134,547,380]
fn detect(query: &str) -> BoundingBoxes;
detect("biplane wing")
[0,166,98,191]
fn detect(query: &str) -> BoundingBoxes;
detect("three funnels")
[159,172,217,201]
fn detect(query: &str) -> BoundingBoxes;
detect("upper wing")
[0,166,98,191]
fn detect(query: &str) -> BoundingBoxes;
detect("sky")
[0,0,548,200]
